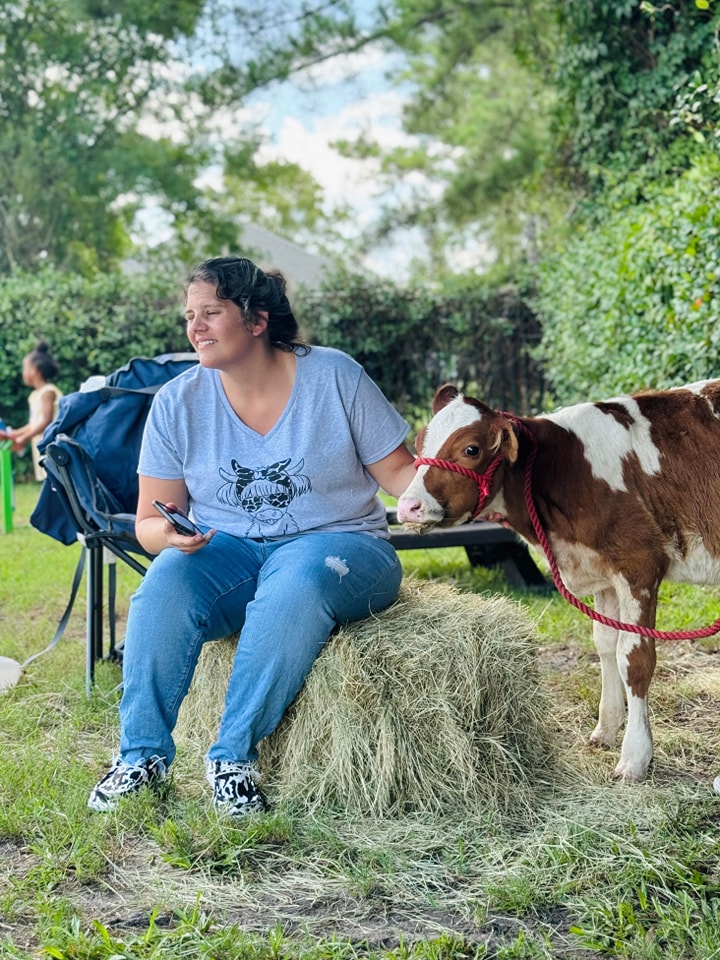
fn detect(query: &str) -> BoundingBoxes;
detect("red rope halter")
[418,416,720,641]
[413,453,505,520]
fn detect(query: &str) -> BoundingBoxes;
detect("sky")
[134,21,443,281]
[216,46,437,280]
[207,43,489,280]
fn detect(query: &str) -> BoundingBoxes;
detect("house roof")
[124,225,329,291]
[239,224,327,292]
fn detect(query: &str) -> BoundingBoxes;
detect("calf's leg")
[589,590,625,749]
[589,585,657,781]
[613,583,658,782]
[613,632,656,781]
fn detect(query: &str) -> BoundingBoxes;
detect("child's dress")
[28,383,62,480]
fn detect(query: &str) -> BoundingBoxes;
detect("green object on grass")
[0,440,13,534]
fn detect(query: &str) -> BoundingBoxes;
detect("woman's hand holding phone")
[152,500,214,551]
[152,500,202,536]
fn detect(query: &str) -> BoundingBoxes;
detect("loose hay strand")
[176,578,561,817]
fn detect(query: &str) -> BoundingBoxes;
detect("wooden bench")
[385,508,548,589]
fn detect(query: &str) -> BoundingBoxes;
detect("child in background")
[8,341,63,481]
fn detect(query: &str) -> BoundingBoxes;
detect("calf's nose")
[396,497,425,523]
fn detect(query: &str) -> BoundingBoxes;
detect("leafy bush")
[0,268,189,430]
[536,155,720,405]
[298,269,546,420]
[555,1,718,188]
[0,265,546,445]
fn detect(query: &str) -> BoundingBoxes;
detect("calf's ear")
[432,384,460,414]
[490,416,519,463]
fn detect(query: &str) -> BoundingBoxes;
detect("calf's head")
[396,385,518,531]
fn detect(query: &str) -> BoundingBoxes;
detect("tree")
[225,0,570,276]
[555,0,719,191]
[349,2,566,274]
[0,0,343,274]
[0,0,207,271]
[226,0,720,274]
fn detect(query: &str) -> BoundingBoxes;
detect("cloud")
[132,42,441,278]
[253,82,428,226]
[251,79,455,279]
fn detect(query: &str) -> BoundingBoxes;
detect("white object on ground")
[0,655,23,693]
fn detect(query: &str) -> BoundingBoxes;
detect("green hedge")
[299,269,545,423]
[0,268,189,431]
[0,265,545,455]
[536,155,720,405]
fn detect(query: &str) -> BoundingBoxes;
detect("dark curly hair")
[27,340,59,381]
[186,256,309,354]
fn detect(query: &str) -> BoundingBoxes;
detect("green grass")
[3,483,720,959]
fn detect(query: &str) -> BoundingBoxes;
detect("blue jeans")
[118,531,402,766]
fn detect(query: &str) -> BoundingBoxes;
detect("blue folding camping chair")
[30,353,198,694]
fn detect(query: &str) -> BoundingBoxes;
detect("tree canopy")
[2,0,720,408]
[0,0,344,274]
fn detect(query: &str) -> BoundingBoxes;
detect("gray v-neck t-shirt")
[138,346,409,540]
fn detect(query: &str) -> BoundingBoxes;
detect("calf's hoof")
[589,726,620,750]
[611,758,650,783]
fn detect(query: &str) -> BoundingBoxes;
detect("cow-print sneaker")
[88,755,168,812]
[205,759,268,817]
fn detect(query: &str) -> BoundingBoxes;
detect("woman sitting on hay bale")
[88,255,418,818]
[176,578,556,819]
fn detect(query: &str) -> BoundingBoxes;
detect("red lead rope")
[416,421,720,641]
[514,419,720,641]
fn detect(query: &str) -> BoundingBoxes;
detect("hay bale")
[175,578,557,816]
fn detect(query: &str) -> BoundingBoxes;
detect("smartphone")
[152,500,202,537]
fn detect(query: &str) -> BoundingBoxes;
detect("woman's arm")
[136,474,214,555]
[365,443,417,498]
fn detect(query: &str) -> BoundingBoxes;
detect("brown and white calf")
[396,381,720,782]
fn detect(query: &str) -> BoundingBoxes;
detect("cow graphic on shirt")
[217,457,312,536]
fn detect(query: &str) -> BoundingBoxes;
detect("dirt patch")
[537,642,588,674]
[6,833,596,957]
[67,859,588,957]
[0,841,45,952]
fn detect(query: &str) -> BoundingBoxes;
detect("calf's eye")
[464,445,480,457]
